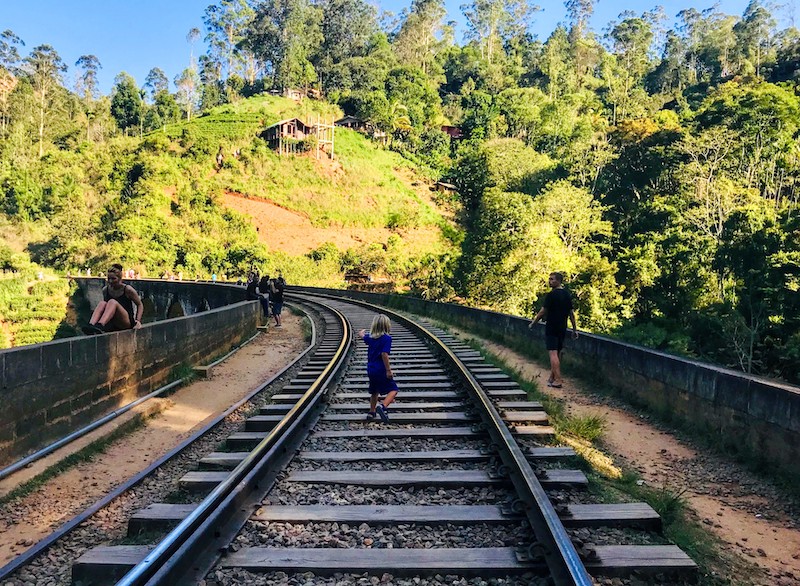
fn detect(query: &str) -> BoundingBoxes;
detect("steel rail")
[0,302,317,583]
[293,291,594,586]
[115,298,351,586]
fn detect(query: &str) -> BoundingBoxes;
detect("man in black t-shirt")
[529,272,578,388]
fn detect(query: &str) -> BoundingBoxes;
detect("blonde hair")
[369,314,391,338]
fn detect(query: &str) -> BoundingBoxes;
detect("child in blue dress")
[358,314,399,423]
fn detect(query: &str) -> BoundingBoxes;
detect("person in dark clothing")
[257,274,271,319]
[270,275,285,327]
[82,264,144,335]
[245,272,260,301]
[529,272,577,388]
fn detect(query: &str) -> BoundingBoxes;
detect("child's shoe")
[376,404,389,423]
[366,412,376,421]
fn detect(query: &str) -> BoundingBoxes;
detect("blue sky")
[3,0,776,95]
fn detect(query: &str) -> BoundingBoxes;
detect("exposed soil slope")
[222,191,445,255]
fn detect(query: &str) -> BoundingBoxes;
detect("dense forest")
[0,0,798,383]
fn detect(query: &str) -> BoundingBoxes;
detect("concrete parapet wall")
[293,286,800,476]
[0,280,258,465]
[75,277,248,320]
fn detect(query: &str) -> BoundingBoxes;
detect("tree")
[693,82,800,203]
[187,26,201,69]
[672,6,737,84]
[0,30,24,139]
[318,0,377,65]
[110,72,143,134]
[75,55,101,101]
[0,29,24,72]
[203,0,255,80]
[495,87,548,143]
[451,138,556,213]
[392,0,451,78]
[174,67,201,120]
[540,26,573,98]
[151,89,180,129]
[75,55,102,142]
[144,67,169,102]
[608,14,653,82]
[244,0,322,90]
[22,44,67,157]
[733,0,776,78]
[602,14,654,123]
[565,0,596,40]
[384,65,442,132]
[457,187,556,314]
[460,0,540,63]
[649,30,687,92]
[773,27,800,82]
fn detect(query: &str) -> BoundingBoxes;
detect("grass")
[594,471,746,585]
[289,305,314,344]
[0,415,148,506]
[300,316,313,344]
[170,362,199,386]
[562,413,606,442]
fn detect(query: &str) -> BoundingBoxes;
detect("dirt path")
[449,329,800,586]
[0,314,307,565]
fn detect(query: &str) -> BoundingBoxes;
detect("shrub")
[141,133,171,154]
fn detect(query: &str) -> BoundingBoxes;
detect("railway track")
[6,294,697,585]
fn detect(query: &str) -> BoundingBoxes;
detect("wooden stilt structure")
[315,114,335,160]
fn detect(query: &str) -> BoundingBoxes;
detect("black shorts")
[545,331,566,352]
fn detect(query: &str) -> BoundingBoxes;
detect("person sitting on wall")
[81,264,144,335]
[245,271,260,301]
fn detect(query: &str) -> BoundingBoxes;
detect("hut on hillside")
[284,88,305,101]
[335,116,388,145]
[335,115,368,131]
[440,125,464,140]
[281,87,322,101]
[262,118,314,155]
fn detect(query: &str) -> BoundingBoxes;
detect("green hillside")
[176,95,443,229]
[0,95,459,348]
[0,94,458,285]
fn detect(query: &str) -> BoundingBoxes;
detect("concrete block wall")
[294,286,800,476]
[0,299,259,465]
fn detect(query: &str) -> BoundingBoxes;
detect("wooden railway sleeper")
[515,542,548,563]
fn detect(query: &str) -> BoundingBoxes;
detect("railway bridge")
[0,279,797,584]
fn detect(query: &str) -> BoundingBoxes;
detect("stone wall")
[293,286,800,476]
[76,277,248,320]
[0,281,258,465]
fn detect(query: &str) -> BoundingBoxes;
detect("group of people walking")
[245,271,285,327]
[357,271,577,424]
[80,263,578,425]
